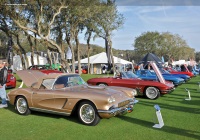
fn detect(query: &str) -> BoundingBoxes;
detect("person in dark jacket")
[0,60,8,108]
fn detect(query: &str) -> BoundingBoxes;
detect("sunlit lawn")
[0,74,200,140]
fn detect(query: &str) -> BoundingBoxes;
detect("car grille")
[118,100,130,107]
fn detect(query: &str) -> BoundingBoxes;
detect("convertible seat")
[54,84,65,89]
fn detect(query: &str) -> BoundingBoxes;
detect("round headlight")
[108,96,115,103]
[131,89,137,96]
[10,76,15,80]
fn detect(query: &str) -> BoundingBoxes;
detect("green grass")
[0,74,200,140]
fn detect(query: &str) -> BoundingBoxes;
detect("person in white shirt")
[0,60,8,108]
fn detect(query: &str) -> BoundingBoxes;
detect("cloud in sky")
[123,6,200,51]
[79,6,200,52]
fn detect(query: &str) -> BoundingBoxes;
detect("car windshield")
[121,71,138,79]
[161,69,170,74]
[54,75,87,88]
[149,70,156,75]
[68,75,87,86]
[171,68,178,72]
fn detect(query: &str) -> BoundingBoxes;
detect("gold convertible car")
[7,70,137,126]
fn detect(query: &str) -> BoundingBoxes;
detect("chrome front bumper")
[98,99,138,119]
[161,87,175,94]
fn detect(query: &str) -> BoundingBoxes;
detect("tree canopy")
[0,0,124,73]
[133,31,195,62]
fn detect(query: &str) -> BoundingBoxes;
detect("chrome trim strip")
[160,88,174,94]
[87,85,105,89]
[98,101,134,115]
[62,99,68,109]
[29,107,70,116]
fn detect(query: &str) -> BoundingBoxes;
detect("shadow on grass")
[4,104,16,113]
[159,94,200,106]
[169,92,200,98]
[17,79,22,82]
[117,116,200,139]
[179,87,200,92]
[180,99,200,106]
[162,95,185,100]
[31,111,80,125]
[5,104,81,125]
[183,82,200,85]
[139,100,200,114]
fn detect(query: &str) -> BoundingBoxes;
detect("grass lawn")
[0,74,200,140]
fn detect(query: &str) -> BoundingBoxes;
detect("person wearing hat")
[0,60,8,108]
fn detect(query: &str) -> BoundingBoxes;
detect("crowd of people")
[0,60,8,108]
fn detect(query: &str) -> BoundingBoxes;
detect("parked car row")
[135,69,185,86]
[5,62,198,126]
[87,62,176,100]
[87,62,198,100]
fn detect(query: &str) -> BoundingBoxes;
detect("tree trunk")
[27,34,34,66]
[87,31,92,74]
[75,31,81,75]
[107,36,115,73]
[12,45,25,70]
[60,52,71,73]
[47,48,52,66]
[16,34,29,69]
[66,36,75,73]
[35,33,39,65]
[52,52,56,67]
[105,33,114,72]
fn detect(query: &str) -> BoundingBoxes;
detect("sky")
[79,0,200,52]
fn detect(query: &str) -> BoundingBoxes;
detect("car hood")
[68,85,134,98]
[72,85,119,95]
[16,70,45,87]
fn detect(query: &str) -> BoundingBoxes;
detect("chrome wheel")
[98,83,107,87]
[15,96,30,115]
[78,101,100,126]
[145,87,160,99]
[80,104,95,124]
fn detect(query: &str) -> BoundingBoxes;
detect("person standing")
[0,60,8,108]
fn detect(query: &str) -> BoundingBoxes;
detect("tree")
[133,31,161,55]
[195,52,200,63]
[93,0,124,72]
[1,0,125,73]
[0,10,30,69]
[2,0,71,69]
[133,31,195,62]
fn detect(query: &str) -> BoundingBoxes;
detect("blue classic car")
[159,68,191,82]
[136,69,185,86]
[191,68,199,76]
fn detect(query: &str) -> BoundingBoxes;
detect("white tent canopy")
[76,52,132,64]
[13,52,48,71]
[75,52,132,74]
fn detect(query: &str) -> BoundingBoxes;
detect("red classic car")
[87,62,175,100]
[6,70,16,89]
[165,66,194,77]
[28,65,63,74]
[28,65,47,70]
[40,69,63,74]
